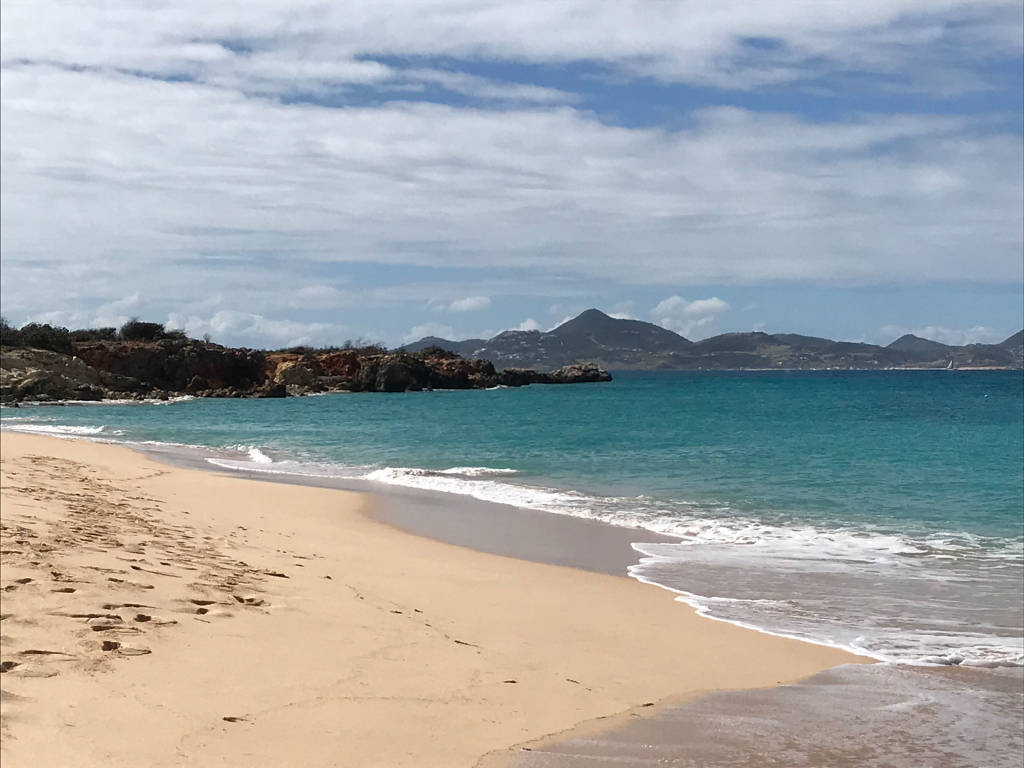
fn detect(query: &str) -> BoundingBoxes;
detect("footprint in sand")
[232,595,266,607]
[107,577,155,589]
[20,650,74,659]
[100,640,151,656]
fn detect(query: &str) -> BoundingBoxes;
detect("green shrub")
[119,318,168,341]
[15,322,73,354]
[70,327,117,342]
[0,316,22,347]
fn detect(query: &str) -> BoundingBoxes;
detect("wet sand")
[0,432,863,767]
[136,439,678,576]
[502,663,1024,767]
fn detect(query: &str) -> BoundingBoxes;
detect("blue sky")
[1,1,1021,348]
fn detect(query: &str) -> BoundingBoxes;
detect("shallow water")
[505,664,1024,768]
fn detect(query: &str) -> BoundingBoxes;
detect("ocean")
[3,370,1022,670]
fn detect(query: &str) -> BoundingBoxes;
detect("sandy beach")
[1,432,863,767]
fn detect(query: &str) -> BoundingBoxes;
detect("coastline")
[0,432,865,767]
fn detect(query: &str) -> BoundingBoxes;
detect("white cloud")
[403,322,457,343]
[166,311,354,349]
[878,324,1003,346]
[513,317,541,331]
[3,74,1018,312]
[1,1,1018,93]
[445,296,492,313]
[651,295,731,339]
[0,1,1020,347]
[400,69,576,104]
[608,300,635,320]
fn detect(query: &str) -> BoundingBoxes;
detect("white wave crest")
[364,466,577,509]
[246,447,273,464]
[4,423,109,436]
[436,466,519,477]
[217,445,276,464]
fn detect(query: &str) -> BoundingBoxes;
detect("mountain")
[998,329,1023,349]
[997,330,1024,366]
[549,308,692,351]
[405,309,693,370]
[402,310,1024,371]
[887,334,955,357]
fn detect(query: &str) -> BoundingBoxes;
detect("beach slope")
[0,433,861,767]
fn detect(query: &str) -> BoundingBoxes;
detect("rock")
[252,381,287,398]
[315,375,352,391]
[497,364,611,386]
[375,354,430,392]
[314,350,361,378]
[273,360,317,387]
[548,363,612,383]
[74,339,266,393]
[498,368,550,387]
[425,356,499,389]
[353,360,379,392]
[100,371,148,394]
[1,337,610,403]
[1,348,106,402]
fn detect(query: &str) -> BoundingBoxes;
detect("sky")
[1,1,1022,349]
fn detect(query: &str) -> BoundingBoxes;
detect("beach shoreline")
[0,432,866,767]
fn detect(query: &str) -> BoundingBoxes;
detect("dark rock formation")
[75,339,266,394]
[497,368,543,387]
[1,335,611,402]
[548,363,614,383]
[252,381,287,398]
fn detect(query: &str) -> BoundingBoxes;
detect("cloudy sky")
[2,1,1021,348]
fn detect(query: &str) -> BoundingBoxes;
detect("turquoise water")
[4,370,1022,664]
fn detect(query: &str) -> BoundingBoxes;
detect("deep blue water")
[4,370,1022,664]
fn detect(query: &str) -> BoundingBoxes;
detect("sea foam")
[5,423,112,437]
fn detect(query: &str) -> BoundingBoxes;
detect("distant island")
[405,309,1023,372]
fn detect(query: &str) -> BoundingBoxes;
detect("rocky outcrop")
[497,363,612,387]
[1,348,106,402]
[0,340,611,403]
[273,360,317,388]
[422,355,499,390]
[259,348,611,394]
[548,362,613,383]
[74,339,266,395]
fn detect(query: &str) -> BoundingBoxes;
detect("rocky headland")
[0,338,611,404]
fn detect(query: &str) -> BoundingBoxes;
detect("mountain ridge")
[403,309,1023,370]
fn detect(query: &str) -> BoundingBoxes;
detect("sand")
[0,432,864,767]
